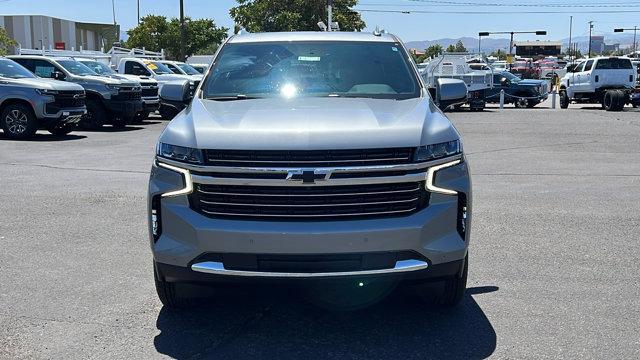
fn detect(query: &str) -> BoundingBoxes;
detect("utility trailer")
[422,52,494,111]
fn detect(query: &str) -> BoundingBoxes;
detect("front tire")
[514,97,529,108]
[81,100,107,130]
[559,90,569,109]
[1,103,38,139]
[154,262,193,308]
[416,254,468,307]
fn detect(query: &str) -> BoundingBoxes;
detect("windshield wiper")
[205,94,262,101]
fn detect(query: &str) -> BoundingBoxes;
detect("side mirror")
[52,71,65,80]
[159,80,191,103]
[500,77,509,86]
[435,78,467,111]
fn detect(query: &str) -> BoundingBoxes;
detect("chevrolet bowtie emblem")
[286,169,330,183]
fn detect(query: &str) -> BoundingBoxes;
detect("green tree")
[454,40,467,53]
[125,15,228,60]
[230,0,365,32]
[0,27,17,56]
[490,49,507,60]
[446,44,456,53]
[425,44,443,59]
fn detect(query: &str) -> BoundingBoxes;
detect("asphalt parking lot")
[1,105,639,359]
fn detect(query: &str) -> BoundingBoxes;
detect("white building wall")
[12,16,32,48]
[60,19,76,50]
[86,30,95,50]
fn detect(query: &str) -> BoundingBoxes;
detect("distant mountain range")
[405,33,638,53]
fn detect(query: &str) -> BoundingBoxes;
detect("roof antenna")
[373,26,381,36]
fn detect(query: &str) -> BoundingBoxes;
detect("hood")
[160,96,460,150]
[6,77,84,91]
[76,75,138,86]
[115,74,158,85]
[518,79,547,86]
[155,74,197,83]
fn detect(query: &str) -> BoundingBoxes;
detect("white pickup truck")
[559,57,636,111]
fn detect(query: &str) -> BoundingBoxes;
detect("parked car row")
[0,54,203,139]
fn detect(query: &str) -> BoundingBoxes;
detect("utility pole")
[568,16,572,59]
[327,0,333,32]
[111,0,117,40]
[588,21,594,58]
[137,0,140,25]
[180,0,186,61]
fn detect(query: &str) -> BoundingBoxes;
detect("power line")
[355,8,640,14]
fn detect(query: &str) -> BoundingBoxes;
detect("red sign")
[54,42,65,50]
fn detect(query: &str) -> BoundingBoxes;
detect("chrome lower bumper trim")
[190,259,428,278]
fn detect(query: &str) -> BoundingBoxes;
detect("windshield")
[502,71,521,83]
[203,41,421,100]
[145,61,173,75]
[57,60,97,76]
[0,59,36,79]
[177,63,201,75]
[79,60,115,75]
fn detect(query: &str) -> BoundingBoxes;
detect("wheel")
[111,117,128,129]
[613,90,626,111]
[159,107,178,120]
[0,103,38,139]
[603,91,614,111]
[47,125,75,136]
[559,90,569,109]
[415,254,468,307]
[154,262,193,308]
[514,97,529,108]
[81,100,107,130]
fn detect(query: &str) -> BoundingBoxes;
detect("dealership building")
[0,15,118,52]
[514,41,562,57]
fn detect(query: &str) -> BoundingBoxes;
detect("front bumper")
[148,157,472,282]
[40,108,87,126]
[142,97,160,112]
[105,99,144,118]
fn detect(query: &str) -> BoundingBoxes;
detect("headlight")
[35,88,58,96]
[157,142,203,164]
[414,140,462,162]
[105,84,121,94]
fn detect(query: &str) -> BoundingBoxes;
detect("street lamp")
[478,30,546,69]
[614,27,638,56]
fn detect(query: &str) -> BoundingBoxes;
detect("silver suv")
[148,32,472,308]
[0,57,85,139]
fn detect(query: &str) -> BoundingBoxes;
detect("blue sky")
[0,0,638,43]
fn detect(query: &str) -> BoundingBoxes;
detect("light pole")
[478,30,546,69]
[614,26,638,56]
[180,0,186,61]
[588,21,594,58]
[327,0,333,32]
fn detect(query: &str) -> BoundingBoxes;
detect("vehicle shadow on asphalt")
[0,133,87,141]
[153,285,498,360]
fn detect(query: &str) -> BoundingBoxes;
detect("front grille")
[190,182,429,220]
[113,91,142,101]
[204,148,415,167]
[45,90,85,114]
[141,86,158,97]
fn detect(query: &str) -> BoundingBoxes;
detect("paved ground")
[1,105,639,359]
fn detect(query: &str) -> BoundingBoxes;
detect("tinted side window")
[166,63,181,74]
[584,60,594,72]
[11,58,33,71]
[32,59,58,78]
[124,61,150,76]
